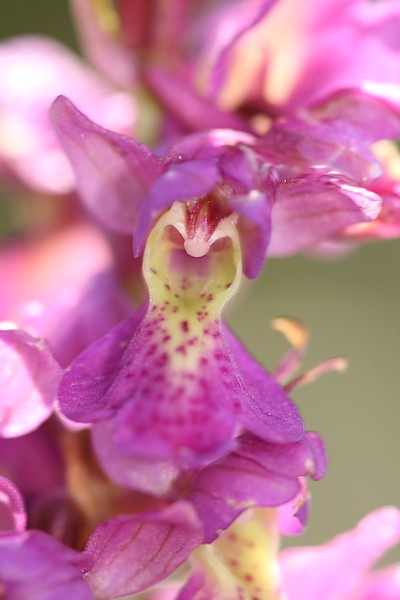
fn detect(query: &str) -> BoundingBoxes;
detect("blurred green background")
[0,0,399,556]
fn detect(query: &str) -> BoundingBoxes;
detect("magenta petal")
[0,477,26,533]
[313,88,400,144]
[58,309,145,423]
[188,432,322,543]
[167,129,256,161]
[133,157,220,255]
[60,314,237,465]
[0,531,93,599]
[91,420,180,496]
[224,327,305,444]
[0,329,61,437]
[230,190,272,278]
[260,118,382,182]
[280,507,400,600]
[50,95,161,233]
[84,502,203,599]
[95,320,239,464]
[268,176,382,257]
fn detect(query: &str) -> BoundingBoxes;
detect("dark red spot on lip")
[180,320,189,333]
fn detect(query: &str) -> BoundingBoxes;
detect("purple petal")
[133,157,220,255]
[230,190,272,278]
[0,530,93,599]
[312,88,400,144]
[0,477,26,533]
[215,144,274,277]
[268,176,382,257]
[93,318,238,464]
[280,507,400,600]
[260,118,382,182]
[84,502,203,599]
[50,95,161,233]
[0,329,61,437]
[189,433,323,542]
[91,420,180,496]
[58,308,145,423]
[167,129,256,161]
[224,326,305,444]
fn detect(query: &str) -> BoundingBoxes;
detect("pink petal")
[268,177,382,257]
[0,36,134,194]
[50,95,160,233]
[91,419,180,496]
[0,329,61,437]
[71,0,136,87]
[280,507,400,600]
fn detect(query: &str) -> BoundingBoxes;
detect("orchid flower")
[48,96,377,496]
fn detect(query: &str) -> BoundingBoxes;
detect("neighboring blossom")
[0,223,132,367]
[0,328,61,437]
[192,0,400,115]
[280,507,400,600]
[0,36,135,195]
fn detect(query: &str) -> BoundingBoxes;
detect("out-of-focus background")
[0,0,399,555]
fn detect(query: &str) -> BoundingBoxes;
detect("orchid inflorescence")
[0,1,399,598]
